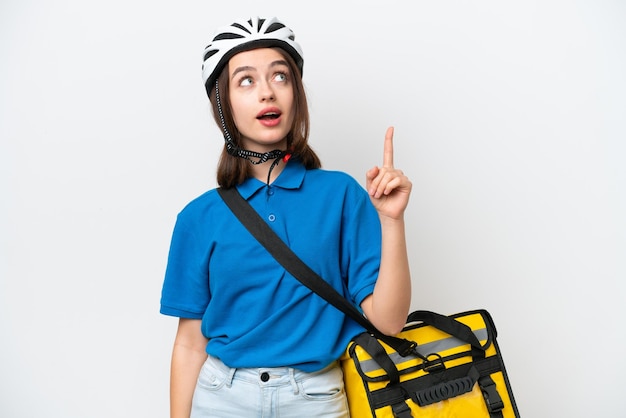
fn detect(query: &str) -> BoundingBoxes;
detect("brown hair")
[208,48,321,188]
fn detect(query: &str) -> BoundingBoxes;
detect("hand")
[365,127,412,220]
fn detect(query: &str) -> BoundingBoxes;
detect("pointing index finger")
[383,126,395,168]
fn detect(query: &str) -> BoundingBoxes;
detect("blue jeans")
[191,355,350,418]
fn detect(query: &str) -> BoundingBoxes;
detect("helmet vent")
[231,22,251,34]
[214,32,245,41]
[266,22,286,33]
[203,49,219,61]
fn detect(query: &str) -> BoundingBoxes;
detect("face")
[228,48,295,152]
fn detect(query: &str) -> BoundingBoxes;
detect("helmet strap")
[214,80,289,185]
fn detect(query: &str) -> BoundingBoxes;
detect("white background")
[1,1,625,417]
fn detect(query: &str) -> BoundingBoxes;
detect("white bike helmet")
[201,16,304,97]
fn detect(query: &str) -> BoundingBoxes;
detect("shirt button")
[268,214,276,222]
[267,189,275,196]
[260,372,270,382]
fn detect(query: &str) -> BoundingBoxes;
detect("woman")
[160,16,412,418]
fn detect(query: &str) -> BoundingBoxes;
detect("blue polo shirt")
[160,160,381,372]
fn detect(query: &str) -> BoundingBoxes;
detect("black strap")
[406,311,483,350]
[218,188,380,333]
[353,333,404,384]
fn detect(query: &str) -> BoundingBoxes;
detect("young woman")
[160,16,412,418]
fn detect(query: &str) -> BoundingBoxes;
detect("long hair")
[208,48,321,188]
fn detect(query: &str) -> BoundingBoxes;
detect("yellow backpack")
[340,310,520,418]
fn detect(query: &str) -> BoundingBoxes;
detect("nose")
[258,80,275,102]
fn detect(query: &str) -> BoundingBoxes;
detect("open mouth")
[257,112,280,120]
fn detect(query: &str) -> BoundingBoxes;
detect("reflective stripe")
[357,328,488,374]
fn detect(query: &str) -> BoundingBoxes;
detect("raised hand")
[365,126,412,220]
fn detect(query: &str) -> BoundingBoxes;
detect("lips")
[256,107,282,120]
[256,107,282,127]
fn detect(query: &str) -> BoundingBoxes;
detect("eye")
[273,72,288,83]
[239,76,253,87]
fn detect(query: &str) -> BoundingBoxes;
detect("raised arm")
[360,126,412,335]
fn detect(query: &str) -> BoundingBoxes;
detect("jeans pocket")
[299,365,345,401]
[196,360,228,391]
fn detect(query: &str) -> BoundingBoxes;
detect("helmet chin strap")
[215,80,288,185]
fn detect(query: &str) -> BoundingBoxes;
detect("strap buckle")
[390,400,413,418]
[478,375,505,413]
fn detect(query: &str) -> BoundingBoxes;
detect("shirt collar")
[236,159,306,200]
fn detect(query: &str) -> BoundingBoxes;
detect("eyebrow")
[230,60,290,80]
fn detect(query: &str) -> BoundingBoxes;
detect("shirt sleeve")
[160,214,211,318]
[341,180,381,307]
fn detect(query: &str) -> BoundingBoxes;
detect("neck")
[250,157,287,184]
